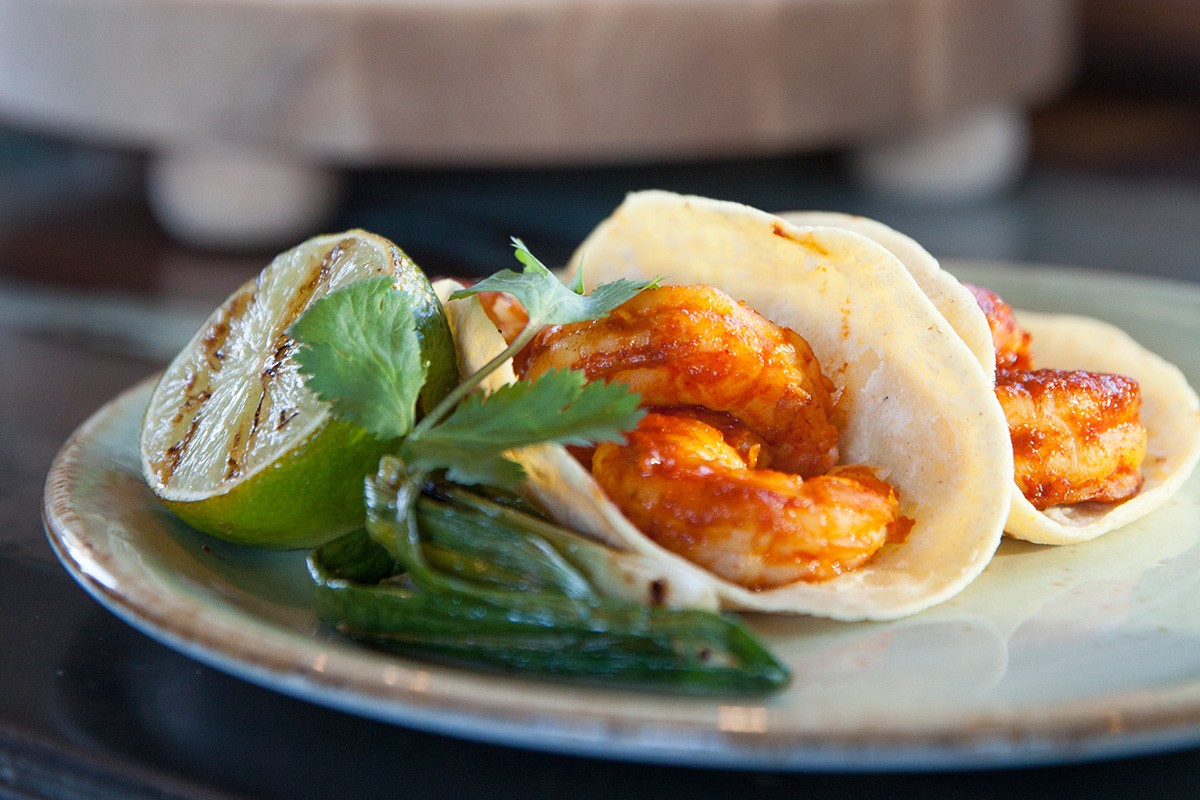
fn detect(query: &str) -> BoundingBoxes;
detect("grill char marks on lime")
[223,237,346,484]
[139,229,461,547]
[155,284,255,486]
[154,238,351,489]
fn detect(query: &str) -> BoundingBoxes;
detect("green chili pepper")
[306,467,790,695]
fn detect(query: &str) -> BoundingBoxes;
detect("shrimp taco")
[446,191,1014,621]
[781,210,1200,546]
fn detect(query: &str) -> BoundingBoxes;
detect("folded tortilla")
[1002,311,1200,544]
[778,210,997,380]
[446,191,1012,621]
[781,210,1200,545]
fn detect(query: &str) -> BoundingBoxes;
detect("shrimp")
[967,284,1148,509]
[591,413,906,588]
[996,369,1147,509]
[477,290,528,345]
[512,283,905,589]
[514,284,840,476]
[963,283,1032,370]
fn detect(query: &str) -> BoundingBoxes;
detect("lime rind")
[160,417,400,547]
[140,230,458,548]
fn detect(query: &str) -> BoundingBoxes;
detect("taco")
[445,191,1013,621]
[780,210,1200,546]
[997,311,1200,544]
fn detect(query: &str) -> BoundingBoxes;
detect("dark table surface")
[4,89,1200,799]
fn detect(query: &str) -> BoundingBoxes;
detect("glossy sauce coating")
[515,284,909,589]
[968,284,1148,509]
[996,368,1146,509]
[964,282,1033,370]
[592,413,904,588]
[514,285,840,477]
[477,290,529,345]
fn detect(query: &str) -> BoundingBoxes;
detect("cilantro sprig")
[289,275,427,440]
[400,369,643,488]
[451,238,656,330]
[288,236,790,694]
[290,237,659,488]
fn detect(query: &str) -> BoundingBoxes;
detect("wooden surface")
[0,0,1076,164]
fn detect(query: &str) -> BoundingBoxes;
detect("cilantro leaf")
[289,276,427,440]
[449,237,658,328]
[400,369,644,489]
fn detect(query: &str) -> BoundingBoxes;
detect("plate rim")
[41,263,1200,772]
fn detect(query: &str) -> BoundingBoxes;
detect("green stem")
[411,323,541,437]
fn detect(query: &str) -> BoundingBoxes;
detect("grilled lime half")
[139,230,457,547]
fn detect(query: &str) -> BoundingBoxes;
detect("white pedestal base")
[146,147,341,250]
[852,106,1031,201]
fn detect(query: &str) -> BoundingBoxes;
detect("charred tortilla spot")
[649,579,667,606]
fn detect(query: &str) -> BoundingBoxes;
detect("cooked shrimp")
[996,368,1147,509]
[965,283,1148,508]
[515,285,840,476]
[963,283,1033,370]
[591,413,905,588]
[476,291,529,345]
[653,406,774,468]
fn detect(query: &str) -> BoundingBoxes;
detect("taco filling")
[455,191,1012,621]
[779,208,1200,546]
[965,283,1148,511]
[508,283,912,590]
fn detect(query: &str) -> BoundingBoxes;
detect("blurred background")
[1,0,1198,311]
[5,3,1200,798]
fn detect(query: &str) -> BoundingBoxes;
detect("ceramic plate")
[42,262,1200,771]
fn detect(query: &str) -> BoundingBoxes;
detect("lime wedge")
[139,230,457,547]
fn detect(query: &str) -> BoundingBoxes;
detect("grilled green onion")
[306,464,790,694]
